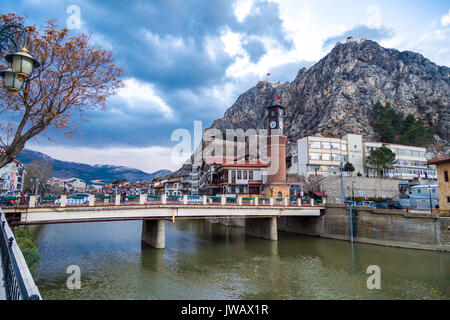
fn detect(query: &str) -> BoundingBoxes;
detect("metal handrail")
[0,209,41,300]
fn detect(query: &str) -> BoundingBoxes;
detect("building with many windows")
[295,134,436,180]
[0,159,25,194]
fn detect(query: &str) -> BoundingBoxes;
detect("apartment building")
[296,134,436,180]
[0,159,25,193]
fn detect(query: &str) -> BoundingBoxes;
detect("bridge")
[2,194,324,249]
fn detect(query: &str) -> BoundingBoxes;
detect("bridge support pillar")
[142,219,165,249]
[115,194,120,205]
[245,217,278,241]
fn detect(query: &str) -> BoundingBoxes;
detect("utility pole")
[340,160,345,204]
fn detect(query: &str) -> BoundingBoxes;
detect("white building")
[0,160,25,194]
[295,134,436,180]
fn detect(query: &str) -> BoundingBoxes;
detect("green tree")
[367,146,396,177]
[343,162,355,173]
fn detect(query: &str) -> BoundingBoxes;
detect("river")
[30,219,449,300]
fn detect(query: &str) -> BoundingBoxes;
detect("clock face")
[270,121,277,129]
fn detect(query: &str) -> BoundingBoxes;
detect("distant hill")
[17,149,171,185]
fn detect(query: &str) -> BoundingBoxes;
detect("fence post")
[311,199,315,206]
[115,194,120,206]
[202,195,207,205]
[238,196,242,206]
[254,197,259,206]
[298,198,302,207]
[183,194,188,205]
[221,195,226,205]
[208,197,212,204]
[139,194,146,205]
[29,195,36,208]
[162,194,167,205]
[269,197,274,206]
[89,194,95,206]
[60,195,67,207]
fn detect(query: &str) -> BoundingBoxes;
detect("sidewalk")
[0,265,5,300]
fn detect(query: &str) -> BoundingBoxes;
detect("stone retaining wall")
[278,204,450,252]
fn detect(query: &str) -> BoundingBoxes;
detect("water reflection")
[31,220,449,300]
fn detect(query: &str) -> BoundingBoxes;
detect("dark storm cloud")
[3,0,298,149]
[322,25,394,49]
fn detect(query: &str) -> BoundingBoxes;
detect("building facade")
[296,134,436,180]
[428,157,450,212]
[0,160,25,194]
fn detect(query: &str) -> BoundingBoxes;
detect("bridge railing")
[25,194,323,209]
[0,209,41,300]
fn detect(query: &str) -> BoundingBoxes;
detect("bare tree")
[0,14,123,169]
[23,160,52,194]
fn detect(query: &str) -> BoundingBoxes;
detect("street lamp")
[0,67,23,92]
[427,185,432,211]
[0,23,40,91]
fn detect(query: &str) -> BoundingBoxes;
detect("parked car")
[358,201,376,207]
[375,202,390,209]
[387,203,403,210]
[345,200,357,206]
[54,193,90,206]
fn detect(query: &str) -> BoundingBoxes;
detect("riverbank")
[278,204,450,252]
[32,220,450,299]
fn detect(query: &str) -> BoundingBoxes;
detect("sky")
[2,0,449,173]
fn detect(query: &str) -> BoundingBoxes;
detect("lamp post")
[0,23,40,92]
[427,185,432,211]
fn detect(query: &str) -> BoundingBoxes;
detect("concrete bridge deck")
[2,203,323,225]
[2,199,323,249]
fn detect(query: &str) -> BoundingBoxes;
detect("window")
[243,171,247,179]
[321,142,330,149]
[232,171,236,179]
[309,141,321,149]
[322,154,331,160]
[331,154,340,161]
[310,153,321,160]
[331,143,340,150]
[341,144,347,151]
[237,171,241,179]
[249,171,253,180]
[445,170,449,182]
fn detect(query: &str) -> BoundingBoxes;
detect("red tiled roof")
[427,157,450,165]
[219,159,268,168]
[312,190,328,197]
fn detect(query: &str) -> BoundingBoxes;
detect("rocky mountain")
[17,149,171,184]
[209,38,449,157]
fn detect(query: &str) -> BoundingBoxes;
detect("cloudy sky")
[2,0,449,173]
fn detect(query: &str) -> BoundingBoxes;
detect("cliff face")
[210,39,449,157]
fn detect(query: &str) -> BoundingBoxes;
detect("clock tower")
[264,101,289,200]
[266,104,285,135]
